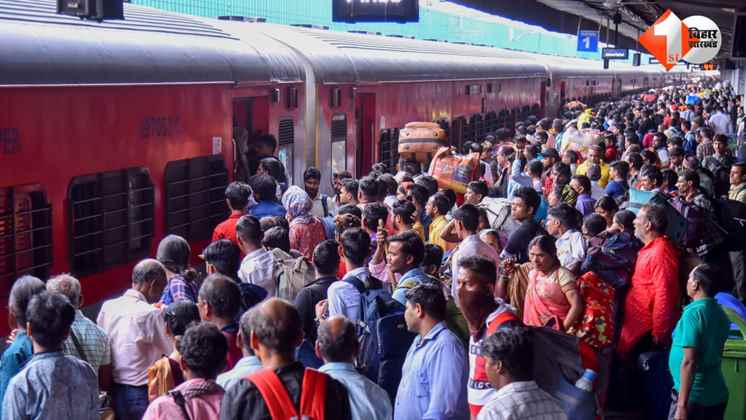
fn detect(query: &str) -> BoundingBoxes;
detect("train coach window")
[165,156,228,242]
[465,84,482,96]
[68,168,153,275]
[0,185,52,289]
[330,88,342,108]
[331,114,347,174]
[469,114,484,143]
[497,110,508,129]
[485,111,497,132]
[278,119,295,181]
[287,87,299,109]
[379,128,399,173]
[450,116,466,151]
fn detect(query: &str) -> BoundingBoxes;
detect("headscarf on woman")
[282,186,326,260]
[282,186,314,226]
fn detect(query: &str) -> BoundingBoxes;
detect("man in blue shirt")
[0,275,45,419]
[3,291,98,420]
[317,316,392,420]
[247,175,286,220]
[395,284,469,420]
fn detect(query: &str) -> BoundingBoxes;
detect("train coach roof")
[0,0,302,85]
[213,22,549,83]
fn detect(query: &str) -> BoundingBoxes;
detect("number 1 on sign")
[583,36,590,49]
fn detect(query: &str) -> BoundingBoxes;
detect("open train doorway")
[232,96,269,182]
[355,93,376,177]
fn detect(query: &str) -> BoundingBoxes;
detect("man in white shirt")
[477,327,566,420]
[236,215,276,297]
[449,204,500,307]
[545,204,586,274]
[97,259,171,420]
[709,106,732,136]
[324,228,372,322]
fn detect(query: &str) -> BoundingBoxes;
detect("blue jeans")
[112,383,148,420]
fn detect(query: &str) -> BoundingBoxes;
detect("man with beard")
[304,167,335,219]
[618,204,680,358]
[456,256,520,418]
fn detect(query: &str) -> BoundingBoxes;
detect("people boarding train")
[1,81,744,420]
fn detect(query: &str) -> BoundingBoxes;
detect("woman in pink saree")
[523,235,585,331]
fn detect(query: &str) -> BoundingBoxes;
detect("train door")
[540,80,547,117]
[232,97,269,182]
[355,93,376,177]
[559,81,566,107]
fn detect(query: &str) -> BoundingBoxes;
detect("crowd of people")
[1,79,745,420]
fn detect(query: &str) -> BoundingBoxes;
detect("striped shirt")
[468,305,520,418]
[476,381,566,420]
[62,310,111,376]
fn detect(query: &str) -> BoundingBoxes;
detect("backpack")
[321,195,330,217]
[345,275,414,402]
[246,368,328,420]
[270,248,316,301]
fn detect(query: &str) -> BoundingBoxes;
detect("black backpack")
[345,275,414,402]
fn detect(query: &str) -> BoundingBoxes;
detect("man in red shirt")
[212,182,252,245]
[618,204,680,358]
[457,255,520,418]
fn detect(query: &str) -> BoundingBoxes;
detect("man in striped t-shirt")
[456,256,520,418]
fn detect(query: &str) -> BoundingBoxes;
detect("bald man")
[219,299,351,420]
[316,316,392,420]
[97,259,171,420]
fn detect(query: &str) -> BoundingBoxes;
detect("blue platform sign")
[577,30,599,53]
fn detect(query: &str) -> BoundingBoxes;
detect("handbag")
[70,331,115,420]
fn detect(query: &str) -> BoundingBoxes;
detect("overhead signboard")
[602,48,629,60]
[649,57,688,65]
[577,30,599,53]
[332,0,419,23]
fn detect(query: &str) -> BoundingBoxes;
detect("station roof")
[453,0,739,61]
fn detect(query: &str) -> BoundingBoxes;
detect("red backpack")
[246,368,328,420]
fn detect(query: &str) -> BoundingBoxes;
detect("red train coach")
[0,0,303,332]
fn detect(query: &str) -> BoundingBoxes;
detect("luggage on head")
[398,121,448,164]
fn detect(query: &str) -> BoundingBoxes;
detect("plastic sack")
[431,151,479,194]
[560,127,603,156]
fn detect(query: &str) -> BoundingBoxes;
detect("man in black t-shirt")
[293,240,339,343]
[501,187,547,263]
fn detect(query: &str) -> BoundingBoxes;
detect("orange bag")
[431,151,479,194]
[398,122,447,163]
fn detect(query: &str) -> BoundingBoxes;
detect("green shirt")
[668,298,731,406]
